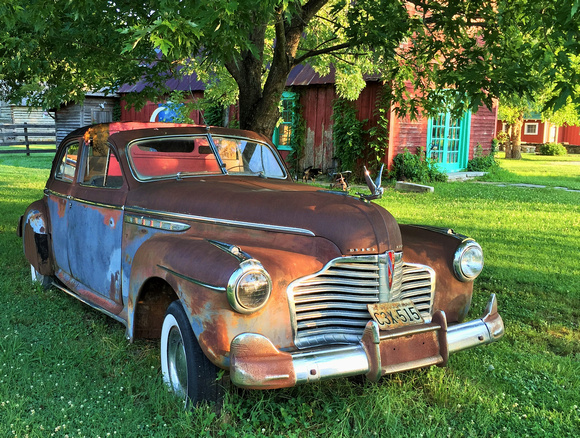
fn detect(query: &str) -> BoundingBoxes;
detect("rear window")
[127,136,221,180]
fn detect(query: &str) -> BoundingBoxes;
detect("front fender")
[400,224,476,323]
[127,232,342,369]
[21,200,54,276]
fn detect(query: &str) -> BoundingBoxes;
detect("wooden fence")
[0,123,56,155]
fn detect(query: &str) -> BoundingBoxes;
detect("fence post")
[24,122,30,156]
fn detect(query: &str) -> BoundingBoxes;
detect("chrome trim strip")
[45,189,124,211]
[125,214,190,232]
[52,282,127,325]
[125,206,315,236]
[158,264,226,292]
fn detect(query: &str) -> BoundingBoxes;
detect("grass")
[478,152,580,190]
[0,153,578,437]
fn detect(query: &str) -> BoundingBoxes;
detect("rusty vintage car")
[19,122,504,405]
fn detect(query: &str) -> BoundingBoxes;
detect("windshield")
[212,136,286,178]
[127,135,286,180]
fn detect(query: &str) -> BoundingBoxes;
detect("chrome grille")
[288,253,435,349]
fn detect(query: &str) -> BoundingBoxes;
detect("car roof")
[62,122,271,150]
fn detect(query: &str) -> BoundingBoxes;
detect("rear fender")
[21,200,54,276]
[400,224,476,323]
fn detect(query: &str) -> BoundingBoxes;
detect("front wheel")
[160,301,224,407]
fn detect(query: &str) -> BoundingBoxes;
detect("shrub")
[539,142,567,156]
[495,131,509,151]
[391,148,447,184]
[466,142,499,172]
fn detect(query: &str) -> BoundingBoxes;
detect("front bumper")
[230,294,504,389]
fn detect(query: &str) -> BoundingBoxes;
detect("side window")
[55,141,80,183]
[81,140,123,188]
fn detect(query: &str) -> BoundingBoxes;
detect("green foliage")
[285,95,306,179]
[390,148,447,183]
[495,131,510,150]
[4,1,580,136]
[539,142,568,156]
[366,89,391,174]
[331,99,367,173]
[203,100,227,127]
[467,143,499,172]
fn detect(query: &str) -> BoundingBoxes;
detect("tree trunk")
[510,113,523,160]
[225,2,328,138]
[505,124,513,158]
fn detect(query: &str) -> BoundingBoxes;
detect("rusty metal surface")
[19,122,499,391]
[399,224,474,323]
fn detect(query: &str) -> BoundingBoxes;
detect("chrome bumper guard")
[230,294,504,389]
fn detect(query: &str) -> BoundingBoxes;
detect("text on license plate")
[367,300,424,330]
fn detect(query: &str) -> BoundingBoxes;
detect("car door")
[66,137,127,313]
[45,139,81,275]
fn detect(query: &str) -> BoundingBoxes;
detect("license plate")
[367,300,424,330]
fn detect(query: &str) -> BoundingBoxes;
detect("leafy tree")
[1,1,580,139]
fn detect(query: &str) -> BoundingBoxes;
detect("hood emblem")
[349,247,376,253]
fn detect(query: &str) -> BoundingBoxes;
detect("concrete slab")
[447,171,487,181]
[395,181,434,193]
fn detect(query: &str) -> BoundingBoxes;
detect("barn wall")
[298,85,336,172]
[560,125,580,146]
[388,114,429,166]
[469,104,498,158]
[120,93,205,124]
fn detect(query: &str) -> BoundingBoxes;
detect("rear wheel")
[160,301,224,407]
[30,265,52,289]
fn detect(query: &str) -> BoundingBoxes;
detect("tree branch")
[294,42,352,65]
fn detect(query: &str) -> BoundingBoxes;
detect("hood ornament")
[358,164,384,202]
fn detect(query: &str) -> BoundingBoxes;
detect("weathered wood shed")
[55,92,118,144]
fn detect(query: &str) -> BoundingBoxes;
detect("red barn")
[118,66,498,174]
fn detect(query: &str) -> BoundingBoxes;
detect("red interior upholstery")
[131,150,221,177]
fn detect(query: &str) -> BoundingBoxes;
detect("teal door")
[427,111,471,172]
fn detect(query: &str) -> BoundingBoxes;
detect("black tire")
[160,300,224,407]
[30,264,52,289]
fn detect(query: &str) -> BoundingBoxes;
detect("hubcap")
[167,326,187,398]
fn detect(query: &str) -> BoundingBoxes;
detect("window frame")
[524,122,539,136]
[272,91,297,151]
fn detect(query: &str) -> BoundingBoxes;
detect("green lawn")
[479,152,580,190]
[0,153,578,437]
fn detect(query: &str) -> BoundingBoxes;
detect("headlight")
[227,259,272,314]
[453,240,484,282]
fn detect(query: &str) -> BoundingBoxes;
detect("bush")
[466,142,499,172]
[539,142,567,156]
[391,148,447,184]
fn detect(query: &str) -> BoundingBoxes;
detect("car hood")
[126,177,402,255]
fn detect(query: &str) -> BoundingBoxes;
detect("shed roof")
[118,65,382,93]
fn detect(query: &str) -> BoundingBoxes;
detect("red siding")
[120,93,205,124]
[521,120,544,144]
[469,104,498,158]
[559,125,580,146]
[299,86,336,171]
[387,114,429,169]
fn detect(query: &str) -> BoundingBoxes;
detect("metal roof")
[118,65,382,94]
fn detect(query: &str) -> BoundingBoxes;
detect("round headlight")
[453,240,484,282]
[227,260,272,314]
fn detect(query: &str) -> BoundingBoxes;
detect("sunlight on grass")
[0,152,578,437]
[480,152,580,190]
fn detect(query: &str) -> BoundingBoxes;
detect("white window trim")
[524,122,539,136]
